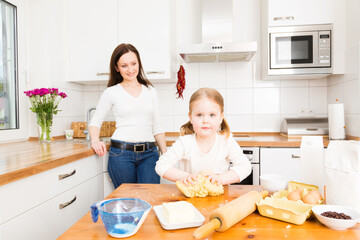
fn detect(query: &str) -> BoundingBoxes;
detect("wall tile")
[226,62,253,88]
[83,91,100,115]
[343,79,360,114]
[254,88,280,114]
[226,89,253,114]
[161,115,174,132]
[182,63,200,89]
[281,87,309,115]
[173,115,189,132]
[67,89,83,117]
[254,115,281,132]
[157,89,174,116]
[345,114,360,137]
[199,62,226,88]
[173,88,195,115]
[309,77,328,87]
[309,87,328,115]
[328,83,344,104]
[281,79,309,87]
[254,78,280,88]
[225,115,253,132]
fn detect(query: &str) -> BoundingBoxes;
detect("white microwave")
[268,24,332,76]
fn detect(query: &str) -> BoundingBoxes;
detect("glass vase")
[36,112,53,143]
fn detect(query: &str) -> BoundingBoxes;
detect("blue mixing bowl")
[91,198,152,238]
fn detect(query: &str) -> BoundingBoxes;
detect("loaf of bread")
[176,175,224,198]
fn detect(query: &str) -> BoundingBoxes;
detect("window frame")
[0,0,28,143]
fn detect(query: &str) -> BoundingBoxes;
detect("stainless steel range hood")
[179,0,257,63]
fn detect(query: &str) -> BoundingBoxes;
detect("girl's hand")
[91,140,107,157]
[180,174,198,186]
[204,173,223,186]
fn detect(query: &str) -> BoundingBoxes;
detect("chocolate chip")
[321,211,352,220]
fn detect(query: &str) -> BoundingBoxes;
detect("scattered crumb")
[171,193,175,197]
[246,229,256,233]
[134,217,139,222]
[286,225,291,229]
[225,200,228,203]
[285,235,288,238]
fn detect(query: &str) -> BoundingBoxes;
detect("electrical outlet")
[298,108,316,117]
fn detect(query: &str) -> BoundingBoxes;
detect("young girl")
[155,88,251,186]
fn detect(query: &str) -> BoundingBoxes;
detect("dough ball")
[176,175,224,198]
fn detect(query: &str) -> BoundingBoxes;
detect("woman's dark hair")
[107,43,153,88]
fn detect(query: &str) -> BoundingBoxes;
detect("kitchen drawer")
[1,174,103,240]
[0,155,102,224]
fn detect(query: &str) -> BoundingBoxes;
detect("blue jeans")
[108,141,160,189]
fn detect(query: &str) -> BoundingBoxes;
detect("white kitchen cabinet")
[66,0,118,83]
[262,0,346,75]
[265,0,333,27]
[118,0,172,81]
[0,155,104,240]
[260,148,301,182]
[1,175,103,240]
[102,153,115,197]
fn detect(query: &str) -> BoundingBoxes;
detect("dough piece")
[162,201,196,224]
[176,175,224,198]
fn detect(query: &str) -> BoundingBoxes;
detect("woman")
[89,43,167,188]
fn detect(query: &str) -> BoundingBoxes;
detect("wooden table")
[58,184,360,240]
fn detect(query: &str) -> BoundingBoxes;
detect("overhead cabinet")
[266,0,334,27]
[67,0,172,84]
[117,0,172,81]
[262,0,346,76]
[67,0,118,83]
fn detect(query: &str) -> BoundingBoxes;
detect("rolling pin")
[193,190,268,239]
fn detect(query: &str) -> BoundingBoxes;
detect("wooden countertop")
[1,132,357,186]
[0,139,95,186]
[58,184,360,240]
[166,132,333,148]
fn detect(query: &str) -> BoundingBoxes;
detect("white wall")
[26,0,85,137]
[24,0,358,138]
[327,0,360,137]
[83,0,328,133]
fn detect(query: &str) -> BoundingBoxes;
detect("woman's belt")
[110,140,156,153]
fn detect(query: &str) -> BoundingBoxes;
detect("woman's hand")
[91,140,107,157]
[204,173,223,186]
[180,174,198,186]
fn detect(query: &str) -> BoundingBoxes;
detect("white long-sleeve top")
[89,84,164,142]
[155,133,252,182]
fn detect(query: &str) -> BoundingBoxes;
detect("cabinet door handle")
[274,16,295,21]
[306,128,318,131]
[146,71,164,74]
[59,195,77,209]
[96,73,110,76]
[59,169,76,180]
[291,154,300,159]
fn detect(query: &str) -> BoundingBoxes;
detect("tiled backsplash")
[74,61,329,134]
[49,45,360,138]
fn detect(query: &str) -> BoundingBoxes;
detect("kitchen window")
[0,0,18,131]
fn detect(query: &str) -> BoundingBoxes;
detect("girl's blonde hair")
[180,88,230,138]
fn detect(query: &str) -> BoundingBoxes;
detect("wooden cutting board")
[71,121,116,138]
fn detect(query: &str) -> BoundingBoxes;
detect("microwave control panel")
[318,30,331,65]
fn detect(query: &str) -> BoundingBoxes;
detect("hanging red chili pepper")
[176,65,185,99]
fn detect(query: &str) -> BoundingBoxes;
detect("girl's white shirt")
[155,133,252,182]
[89,84,164,142]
